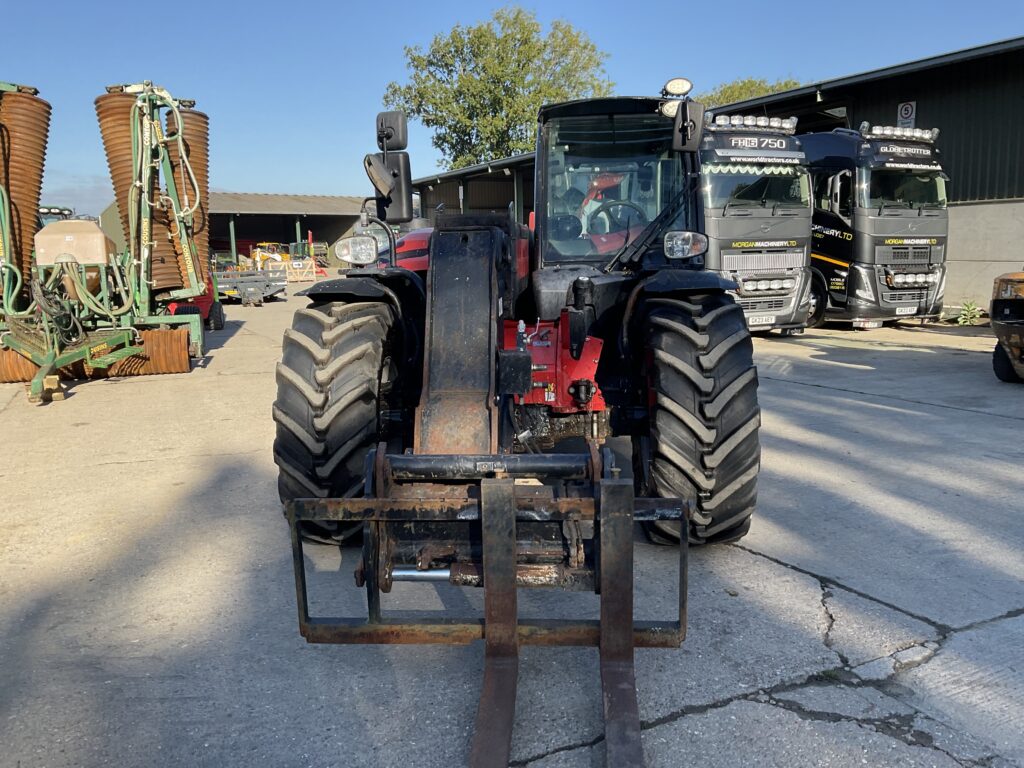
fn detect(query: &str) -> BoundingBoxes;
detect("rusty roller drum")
[0,328,191,382]
[0,88,51,300]
[95,92,183,295]
[165,108,209,284]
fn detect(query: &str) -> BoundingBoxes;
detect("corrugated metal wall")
[847,49,1024,203]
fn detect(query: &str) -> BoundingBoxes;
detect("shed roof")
[208,192,365,216]
[412,153,534,187]
[719,36,1024,113]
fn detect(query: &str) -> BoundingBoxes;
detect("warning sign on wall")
[897,101,916,128]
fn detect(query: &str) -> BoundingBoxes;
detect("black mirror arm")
[361,198,398,267]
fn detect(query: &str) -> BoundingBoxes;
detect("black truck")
[699,114,813,334]
[800,124,948,328]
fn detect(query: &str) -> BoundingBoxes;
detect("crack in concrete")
[759,374,1024,423]
[731,543,952,634]
[761,688,995,768]
[819,583,849,666]
[513,668,845,765]
[512,553,1024,767]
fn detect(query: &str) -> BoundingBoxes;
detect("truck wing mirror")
[673,100,705,152]
[376,111,408,151]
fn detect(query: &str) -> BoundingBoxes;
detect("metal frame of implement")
[286,443,688,767]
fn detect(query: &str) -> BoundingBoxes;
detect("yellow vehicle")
[991,271,1024,383]
[250,242,288,270]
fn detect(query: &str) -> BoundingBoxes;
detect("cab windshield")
[702,164,810,212]
[859,169,947,210]
[541,112,686,263]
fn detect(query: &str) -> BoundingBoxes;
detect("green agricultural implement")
[0,80,223,402]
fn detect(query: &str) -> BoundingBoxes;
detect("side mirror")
[364,151,413,223]
[333,234,379,267]
[376,111,408,151]
[673,100,705,152]
[829,170,852,221]
[364,154,395,198]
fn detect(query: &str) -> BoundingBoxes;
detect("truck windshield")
[702,164,809,211]
[859,169,947,209]
[541,112,685,262]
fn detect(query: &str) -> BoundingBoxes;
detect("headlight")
[334,234,378,266]
[659,100,681,118]
[915,273,927,283]
[662,77,693,97]
[782,278,796,289]
[663,231,708,260]
[894,274,907,284]
[757,279,771,290]
[926,274,937,284]
[769,279,783,290]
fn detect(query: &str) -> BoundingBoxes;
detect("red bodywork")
[382,227,432,272]
[502,312,605,414]
[167,274,217,319]
[390,226,608,415]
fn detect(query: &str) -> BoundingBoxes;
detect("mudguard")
[298,267,425,306]
[642,270,738,295]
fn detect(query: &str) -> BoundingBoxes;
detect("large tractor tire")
[638,293,761,544]
[272,301,396,542]
[992,342,1022,383]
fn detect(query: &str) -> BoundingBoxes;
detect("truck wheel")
[638,293,761,544]
[807,277,827,328]
[207,301,226,331]
[272,301,395,542]
[993,342,1022,383]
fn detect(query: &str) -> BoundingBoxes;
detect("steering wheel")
[587,200,649,232]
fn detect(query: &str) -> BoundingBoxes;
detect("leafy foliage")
[957,300,982,325]
[694,77,802,109]
[384,7,613,169]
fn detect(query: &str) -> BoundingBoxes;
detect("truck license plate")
[895,306,917,316]
[748,315,776,326]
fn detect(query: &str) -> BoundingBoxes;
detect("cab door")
[811,169,855,307]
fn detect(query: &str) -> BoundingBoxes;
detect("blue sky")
[4,0,1020,214]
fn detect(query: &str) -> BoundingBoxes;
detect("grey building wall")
[946,200,1024,308]
[848,49,1024,203]
[848,52,1024,307]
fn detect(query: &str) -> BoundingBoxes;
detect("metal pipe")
[386,453,592,481]
[295,217,301,254]
[229,215,237,262]
[391,567,452,583]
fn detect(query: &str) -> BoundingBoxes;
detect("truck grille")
[738,297,787,312]
[724,251,804,271]
[877,245,931,263]
[883,291,927,303]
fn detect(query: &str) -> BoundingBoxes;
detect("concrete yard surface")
[1,296,1022,767]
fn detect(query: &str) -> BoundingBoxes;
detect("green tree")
[384,7,613,169]
[695,77,802,109]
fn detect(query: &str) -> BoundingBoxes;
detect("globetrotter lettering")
[812,224,853,241]
[879,144,932,157]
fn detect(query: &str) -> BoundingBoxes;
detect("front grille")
[723,251,804,271]
[877,245,931,263]
[738,297,787,312]
[883,291,927,303]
